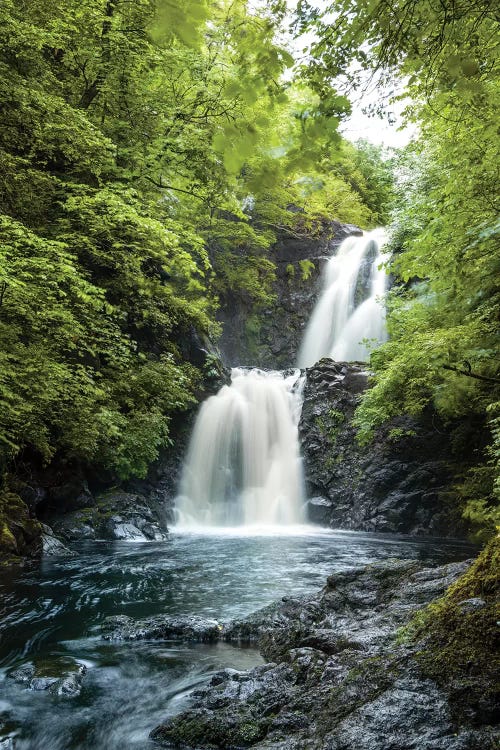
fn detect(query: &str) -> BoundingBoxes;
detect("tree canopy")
[1,0,496,538]
[0,0,387,480]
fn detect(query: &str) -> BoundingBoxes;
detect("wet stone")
[101,614,222,642]
[151,557,494,750]
[457,597,487,612]
[8,661,86,698]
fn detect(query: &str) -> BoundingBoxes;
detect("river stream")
[0,530,476,749]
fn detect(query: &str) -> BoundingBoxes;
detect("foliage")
[0,0,394,488]
[301,0,500,533]
[298,259,315,281]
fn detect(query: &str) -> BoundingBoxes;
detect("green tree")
[300,0,500,535]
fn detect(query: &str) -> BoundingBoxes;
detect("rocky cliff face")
[299,360,467,536]
[217,220,362,369]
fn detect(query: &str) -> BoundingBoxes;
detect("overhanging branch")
[443,364,500,384]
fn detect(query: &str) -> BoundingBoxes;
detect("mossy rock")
[0,491,41,560]
[151,708,269,748]
[403,536,500,723]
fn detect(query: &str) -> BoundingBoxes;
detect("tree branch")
[79,0,117,109]
[141,175,205,201]
[443,364,500,384]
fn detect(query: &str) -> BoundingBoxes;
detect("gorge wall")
[217,219,362,369]
[216,219,472,537]
[299,360,469,536]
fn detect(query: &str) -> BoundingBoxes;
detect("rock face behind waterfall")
[299,360,467,536]
[217,220,363,369]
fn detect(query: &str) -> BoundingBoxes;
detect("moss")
[0,521,17,552]
[153,710,269,748]
[401,536,500,720]
[0,489,42,560]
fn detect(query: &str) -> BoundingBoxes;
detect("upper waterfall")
[176,368,305,529]
[297,229,389,367]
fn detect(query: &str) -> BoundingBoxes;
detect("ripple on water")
[0,529,476,748]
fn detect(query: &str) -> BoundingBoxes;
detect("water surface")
[0,529,476,748]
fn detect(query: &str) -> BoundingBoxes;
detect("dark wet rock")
[50,490,169,542]
[456,597,487,612]
[9,660,86,698]
[217,220,362,369]
[322,674,494,750]
[9,663,36,684]
[101,614,222,643]
[40,523,75,556]
[224,595,326,657]
[306,496,333,525]
[28,676,59,691]
[0,491,42,560]
[48,666,86,698]
[46,479,94,514]
[150,662,296,748]
[8,479,47,513]
[151,558,497,750]
[299,360,470,536]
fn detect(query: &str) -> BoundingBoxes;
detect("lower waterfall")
[297,228,389,367]
[175,368,305,529]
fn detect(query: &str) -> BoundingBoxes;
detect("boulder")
[40,524,75,556]
[101,614,222,643]
[50,490,169,542]
[8,660,86,698]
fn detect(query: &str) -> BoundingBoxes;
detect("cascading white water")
[297,228,389,367]
[176,368,306,529]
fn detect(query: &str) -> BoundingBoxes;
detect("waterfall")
[297,228,389,367]
[175,368,306,529]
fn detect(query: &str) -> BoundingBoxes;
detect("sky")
[340,92,417,149]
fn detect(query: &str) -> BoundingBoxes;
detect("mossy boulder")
[404,535,500,724]
[0,490,41,561]
[151,709,269,749]
[49,489,169,541]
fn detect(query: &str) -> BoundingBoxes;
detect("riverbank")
[152,537,499,750]
[0,530,482,748]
